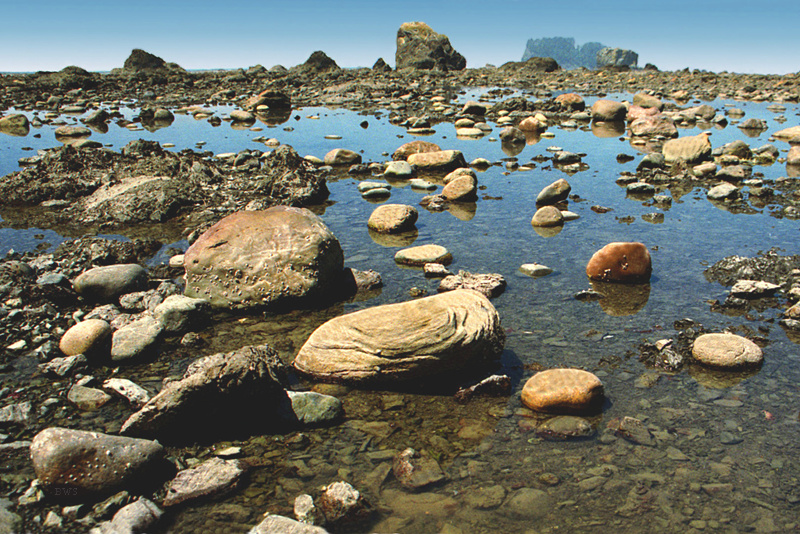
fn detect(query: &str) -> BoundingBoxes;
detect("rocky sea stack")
[395,22,466,71]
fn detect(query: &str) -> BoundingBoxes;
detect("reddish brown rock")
[586,242,652,283]
[392,140,442,161]
[626,105,660,122]
[518,117,543,132]
[521,369,604,414]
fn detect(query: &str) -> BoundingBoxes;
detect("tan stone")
[521,369,604,414]
[531,206,564,227]
[394,244,452,266]
[591,99,627,121]
[663,132,712,164]
[441,175,477,201]
[518,117,543,132]
[367,204,418,234]
[586,242,652,283]
[554,93,585,111]
[324,148,361,165]
[632,93,663,110]
[407,150,467,172]
[392,140,441,161]
[59,319,112,357]
[692,333,763,368]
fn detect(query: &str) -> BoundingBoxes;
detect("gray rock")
[536,178,571,205]
[395,22,466,71]
[437,271,506,298]
[536,416,594,440]
[103,378,151,408]
[120,344,287,439]
[707,183,740,201]
[153,295,208,333]
[283,391,343,426]
[163,457,245,507]
[73,264,148,302]
[0,498,22,534]
[0,402,32,428]
[608,416,656,446]
[505,488,553,518]
[692,333,763,368]
[393,448,445,490]
[90,498,162,534]
[317,481,371,524]
[730,279,780,298]
[67,385,112,411]
[110,316,162,362]
[384,161,413,177]
[30,427,165,497]
[38,355,88,377]
[249,515,329,534]
[597,47,638,68]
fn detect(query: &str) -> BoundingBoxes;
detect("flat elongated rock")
[663,132,712,164]
[536,416,594,440]
[367,204,418,234]
[121,344,286,439]
[692,333,763,368]
[392,140,441,161]
[91,498,162,534]
[394,244,452,266]
[183,207,344,309]
[30,427,165,497]
[59,319,111,357]
[163,458,245,507]
[730,279,780,298]
[407,150,467,172]
[293,290,505,384]
[438,271,506,298]
[586,242,652,283]
[103,378,151,408]
[249,515,330,534]
[67,385,112,411]
[521,369,604,414]
[73,264,148,303]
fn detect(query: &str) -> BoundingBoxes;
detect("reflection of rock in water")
[86,122,109,134]
[368,228,418,247]
[447,202,476,221]
[591,120,625,138]
[255,109,291,126]
[787,164,800,178]
[532,224,562,238]
[501,140,524,157]
[590,280,650,316]
[688,364,760,389]
[524,131,540,146]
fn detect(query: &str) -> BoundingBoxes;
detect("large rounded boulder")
[183,207,344,309]
[586,242,652,283]
[293,289,505,385]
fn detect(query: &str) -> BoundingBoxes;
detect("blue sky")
[1,0,797,74]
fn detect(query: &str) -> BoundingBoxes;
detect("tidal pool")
[1,91,799,533]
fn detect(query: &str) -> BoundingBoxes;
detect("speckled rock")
[183,207,344,309]
[441,175,477,201]
[293,290,505,384]
[73,264,148,303]
[555,93,585,111]
[393,448,446,490]
[437,271,506,298]
[30,427,165,497]
[163,457,246,507]
[586,242,652,283]
[521,369,605,414]
[317,481,371,524]
[59,319,112,357]
[692,333,763,368]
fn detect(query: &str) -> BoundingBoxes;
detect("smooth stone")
[153,295,209,333]
[30,428,165,497]
[407,150,467,172]
[67,385,112,411]
[730,279,780,298]
[54,125,91,138]
[591,99,627,121]
[110,316,162,362]
[102,378,151,408]
[441,175,477,201]
[367,204,418,234]
[362,187,391,198]
[73,264,148,303]
[249,514,330,533]
[536,416,594,440]
[90,498,162,534]
[384,160,413,177]
[519,263,553,277]
[555,93,585,111]
[521,369,605,414]
[59,319,112,357]
[358,181,390,193]
[504,488,553,519]
[229,110,255,122]
[394,244,452,266]
[409,178,436,190]
[293,290,504,384]
[586,242,652,283]
[163,457,245,507]
[692,333,763,368]
[392,140,441,160]
[536,178,571,205]
[283,391,343,426]
[708,183,740,200]
[663,132,712,164]
[324,149,361,166]
[456,127,484,137]
[531,206,564,227]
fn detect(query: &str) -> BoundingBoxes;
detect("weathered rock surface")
[367,204,418,234]
[283,391,343,426]
[521,369,605,414]
[663,132,712,164]
[536,415,594,440]
[73,264,148,302]
[438,271,506,298]
[586,242,652,283]
[249,515,329,534]
[183,207,344,309]
[90,498,162,534]
[407,150,467,172]
[597,47,638,68]
[256,145,330,206]
[393,448,446,490]
[110,316,162,362]
[153,295,208,333]
[591,100,627,121]
[163,458,246,507]
[392,140,441,161]
[121,344,287,439]
[30,427,166,497]
[293,290,505,384]
[324,149,361,166]
[317,481,371,524]
[395,22,466,71]
[692,333,763,368]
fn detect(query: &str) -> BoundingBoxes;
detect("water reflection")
[787,164,800,178]
[501,140,524,157]
[590,280,651,316]
[591,120,625,138]
[446,202,476,221]
[524,131,541,145]
[368,228,418,247]
[532,224,563,238]
[688,363,760,389]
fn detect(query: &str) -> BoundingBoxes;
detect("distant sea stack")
[113,49,186,76]
[395,22,466,71]
[521,37,604,70]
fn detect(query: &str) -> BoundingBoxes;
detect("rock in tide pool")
[183,207,344,309]
[441,175,477,201]
[30,427,166,497]
[324,149,361,166]
[393,448,446,490]
[317,481,371,524]
[555,92,585,111]
[249,515,330,534]
[90,498,162,534]
[730,279,780,298]
[663,132,712,164]
[590,99,627,122]
[293,290,505,385]
[692,333,763,368]
[407,150,467,172]
[121,344,287,440]
[163,457,245,507]
[73,264,148,303]
[392,140,441,160]
[283,391,343,426]
[519,263,553,277]
[536,178,571,205]
[536,415,594,440]
[59,319,112,357]
[521,369,605,414]
[531,206,564,227]
[586,242,652,283]
[383,160,413,177]
[438,271,506,298]
[394,244,452,266]
[367,204,418,234]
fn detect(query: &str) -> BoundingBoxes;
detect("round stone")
[692,333,763,368]
[521,369,605,414]
[394,244,452,266]
[59,319,112,357]
[531,206,564,227]
[368,204,418,234]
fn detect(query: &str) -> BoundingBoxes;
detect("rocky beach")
[1,21,800,534]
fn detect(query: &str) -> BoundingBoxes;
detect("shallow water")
[2,93,800,533]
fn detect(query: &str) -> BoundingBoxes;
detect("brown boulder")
[586,242,652,283]
[554,93,585,111]
[591,100,627,122]
[531,206,564,227]
[441,175,477,201]
[59,319,112,357]
[324,149,362,166]
[392,140,441,161]
[521,369,604,414]
[662,132,712,164]
[407,150,467,172]
[367,204,418,234]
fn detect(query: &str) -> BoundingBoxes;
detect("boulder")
[632,93,663,110]
[259,145,329,206]
[392,140,441,161]
[395,22,466,71]
[438,271,506,298]
[441,175,477,201]
[536,178,571,205]
[298,51,339,73]
[518,117,543,132]
[30,427,165,497]
[73,264,148,303]
[394,244,452,266]
[163,458,246,507]
[591,100,627,122]
[407,150,467,172]
[499,126,525,144]
[59,319,112,357]
[773,125,800,144]
[596,47,638,68]
[230,110,255,123]
[629,114,678,138]
[245,90,292,111]
[663,132,712,164]
[692,333,763,368]
[586,242,652,283]
[531,206,564,227]
[153,295,209,333]
[79,175,199,224]
[521,369,604,414]
[292,290,505,385]
[554,93,585,111]
[0,114,30,136]
[367,204,418,234]
[120,344,287,440]
[90,498,162,534]
[183,207,344,309]
[324,149,361,166]
[110,316,162,362]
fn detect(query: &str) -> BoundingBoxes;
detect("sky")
[1,0,798,74]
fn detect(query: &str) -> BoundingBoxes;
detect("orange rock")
[392,140,442,161]
[521,369,604,414]
[586,242,651,283]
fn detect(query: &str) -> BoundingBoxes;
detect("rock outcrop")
[521,37,605,70]
[395,22,466,71]
[596,47,638,69]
